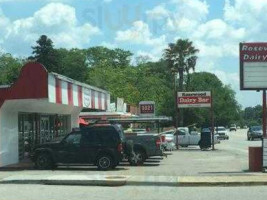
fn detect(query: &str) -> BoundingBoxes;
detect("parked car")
[175,127,220,148]
[230,124,237,131]
[160,130,176,151]
[125,133,164,165]
[215,126,229,140]
[247,126,263,141]
[31,124,125,170]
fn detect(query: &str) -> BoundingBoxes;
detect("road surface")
[0,184,267,200]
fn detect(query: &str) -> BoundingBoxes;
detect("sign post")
[263,90,267,138]
[240,42,267,170]
[177,91,214,150]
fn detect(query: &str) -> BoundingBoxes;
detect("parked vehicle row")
[31,123,165,170]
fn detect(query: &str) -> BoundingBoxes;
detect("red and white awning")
[0,62,110,111]
[48,73,110,110]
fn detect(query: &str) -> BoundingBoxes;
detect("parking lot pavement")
[0,129,263,178]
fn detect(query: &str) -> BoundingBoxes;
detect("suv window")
[95,127,119,145]
[81,131,100,145]
[64,132,81,145]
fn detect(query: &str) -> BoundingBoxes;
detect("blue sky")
[0,0,266,108]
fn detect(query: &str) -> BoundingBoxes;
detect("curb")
[0,175,128,187]
[1,175,267,187]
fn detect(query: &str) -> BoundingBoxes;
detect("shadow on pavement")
[199,171,253,175]
[119,162,160,167]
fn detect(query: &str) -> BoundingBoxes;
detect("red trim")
[98,92,102,110]
[0,62,48,108]
[91,90,95,109]
[78,86,83,107]
[68,82,73,106]
[56,78,62,104]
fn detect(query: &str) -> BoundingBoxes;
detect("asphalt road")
[0,129,263,178]
[0,184,267,200]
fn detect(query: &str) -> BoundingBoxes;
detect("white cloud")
[100,41,117,49]
[166,0,209,32]
[146,4,169,20]
[224,0,267,38]
[115,21,166,62]
[0,3,100,55]
[115,21,166,47]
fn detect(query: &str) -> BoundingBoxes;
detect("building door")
[18,113,37,161]
[40,116,51,144]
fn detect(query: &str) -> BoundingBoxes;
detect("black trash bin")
[199,128,211,150]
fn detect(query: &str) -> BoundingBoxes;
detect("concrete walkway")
[1,174,267,187]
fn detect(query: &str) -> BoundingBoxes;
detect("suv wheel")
[97,155,113,170]
[35,153,54,170]
[129,150,146,166]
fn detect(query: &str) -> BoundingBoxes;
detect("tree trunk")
[178,70,184,126]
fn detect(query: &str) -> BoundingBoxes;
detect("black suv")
[31,124,125,170]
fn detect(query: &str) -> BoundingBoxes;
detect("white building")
[0,62,110,167]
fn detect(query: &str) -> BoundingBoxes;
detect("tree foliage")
[30,35,61,72]
[0,53,23,85]
[185,72,241,127]
[0,35,243,128]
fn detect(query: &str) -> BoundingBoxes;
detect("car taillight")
[117,143,123,152]
[156,138,161,148]
[161,135,166,143]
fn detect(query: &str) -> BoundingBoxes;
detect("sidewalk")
[1,174,267,187]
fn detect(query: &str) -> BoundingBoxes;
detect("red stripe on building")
[67,83,73,106]
[98,92,102,110]
[78,86,83,107]
[91,90,95,109]
[104,93,107,110]
[56,78,62,104]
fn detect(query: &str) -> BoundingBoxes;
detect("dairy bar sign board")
[177,91,211,108]
[240,43,267,90]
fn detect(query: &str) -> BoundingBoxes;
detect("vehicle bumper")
[148,149,164,157]
[217,135,229,140]
[250,135,263,139]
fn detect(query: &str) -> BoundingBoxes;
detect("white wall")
[0,99,82,167]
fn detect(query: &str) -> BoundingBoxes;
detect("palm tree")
[164,39,199,126]
[164,39,199,91]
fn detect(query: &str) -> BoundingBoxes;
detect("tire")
[128,149,146,166]
[251,137,254,141]
[35,153,54,170]
[97,155,113,170]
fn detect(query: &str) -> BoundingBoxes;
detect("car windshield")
[251,126,262,131]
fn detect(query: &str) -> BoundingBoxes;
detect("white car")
[175,127,220,148]
[214,126,229,140]
[160,130,176,151]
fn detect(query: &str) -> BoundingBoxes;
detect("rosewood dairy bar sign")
[177,91,211,108]
[240,43,267,90]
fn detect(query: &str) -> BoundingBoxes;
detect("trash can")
[249,147,262,172]
[199,128,211,149]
